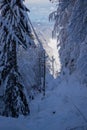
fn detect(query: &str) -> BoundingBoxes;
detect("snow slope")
[0,75,87,130]
[17,22,61,95]
[33,23,61,78]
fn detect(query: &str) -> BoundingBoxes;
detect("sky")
[25,0,48,4]
[25,0,55,24]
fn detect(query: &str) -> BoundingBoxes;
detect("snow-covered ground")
[0,1,87,130]
[0,75,87,130]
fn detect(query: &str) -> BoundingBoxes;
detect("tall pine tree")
[0,0,34,117]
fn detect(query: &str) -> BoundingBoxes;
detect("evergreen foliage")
[0,0,34,117]
[50,0,87,84]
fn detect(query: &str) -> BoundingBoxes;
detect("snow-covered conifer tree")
[50,0,87,84]
[0,0,34,117]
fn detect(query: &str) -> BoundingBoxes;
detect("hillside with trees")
[0,0,87,130]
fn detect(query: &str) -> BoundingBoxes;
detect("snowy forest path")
[0,78,87,130]
[25,77,87,130]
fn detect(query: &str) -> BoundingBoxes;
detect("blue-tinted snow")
[0,75,87,130]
